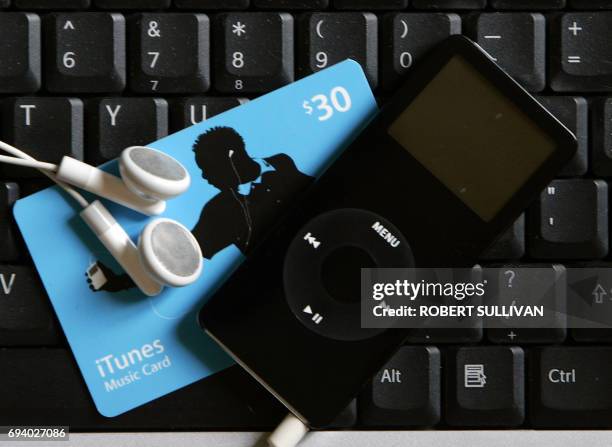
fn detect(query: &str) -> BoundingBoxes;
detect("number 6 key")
[44,13,125,93]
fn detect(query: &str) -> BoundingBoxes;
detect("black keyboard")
[2,0,612,434]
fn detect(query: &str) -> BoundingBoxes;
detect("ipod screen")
[388,55,556,222]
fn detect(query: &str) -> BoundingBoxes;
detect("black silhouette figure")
[87,126,314,293]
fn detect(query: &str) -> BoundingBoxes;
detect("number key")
[466,13,546,92]
[214,13,294,94]
[0,13,41,94]
[129,13,210,94]
[381,13,460,91]
[550,13,612,92]
[43,13,125,93]
[298,12,378,88]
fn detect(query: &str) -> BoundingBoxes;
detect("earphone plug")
[268,414,309,447]
[80,200,164,297]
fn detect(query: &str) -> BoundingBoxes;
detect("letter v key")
[0,273,16,295]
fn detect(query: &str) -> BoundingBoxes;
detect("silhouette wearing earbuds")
[87,126,314,292]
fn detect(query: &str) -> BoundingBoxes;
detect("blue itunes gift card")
[13,60,377,417]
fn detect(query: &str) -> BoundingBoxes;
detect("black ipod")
[199,36,576,428]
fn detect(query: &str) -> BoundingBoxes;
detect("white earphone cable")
[228,150,253,247]
[0,154,58,172]
[0,140,89,208]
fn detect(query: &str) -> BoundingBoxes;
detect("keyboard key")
[381,13,461,91]
[334,0,407,8]
[536,96,588,176]
[255,0,328,8]
[466,13,546,92]
[0,13,41,93]
[0,352,284,427]
[298,13,377,87]
[591,98,612,177]
[531,347,612,427]
[86,98,168,166]
[0,184,20,263]
[567,265,612,341]
[404,328,482,343]
[571,0,612,8]
[44,13,126,93]
[445,346,525,427]
[170,97,246,131]
[529,180,608,259]
[0,265,59,346]
[412,0,485,8]
[405,269,483,344]
[95,0,170,8]
[572,328,612,342]
[359,347,441,427]
[0,0,10,7]
[215,13,294,93]
[550,13,612,92]
[129,14,209,94]
[15,0,90,7]
[488,328,567,344]
[174,0,249,8]
[486,264,567,344]
[491,0,565,8]
[0,97,84,179]
[481,215,525,260]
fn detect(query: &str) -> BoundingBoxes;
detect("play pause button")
[302,305,323,324]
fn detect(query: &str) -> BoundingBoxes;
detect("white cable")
[0,154,57,172]
[0,140,89,208]
[0,140,32,160]
[267,414,309,447]
[228,150,254,247]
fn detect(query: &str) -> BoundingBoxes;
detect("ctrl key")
[358,346,441,427]
[531,347,612,427]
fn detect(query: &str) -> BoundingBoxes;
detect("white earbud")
[0,140,202,296]
[81,201,203,296]
[55,146,190,216]
[119,146,191,201]
[139,218,203,288]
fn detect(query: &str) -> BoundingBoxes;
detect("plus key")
[550,13,612,92]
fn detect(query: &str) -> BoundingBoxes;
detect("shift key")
[530,347,612,427]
